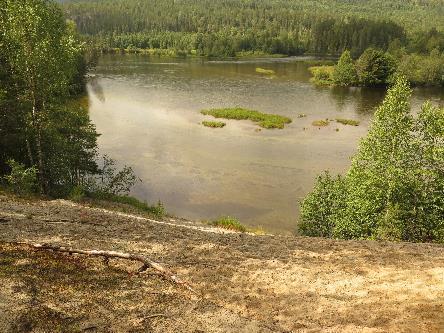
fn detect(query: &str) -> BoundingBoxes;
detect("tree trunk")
[25,138,34,166]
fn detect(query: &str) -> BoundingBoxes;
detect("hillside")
[1,195,443,332]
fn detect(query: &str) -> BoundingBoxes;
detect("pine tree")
[332,50,358,86]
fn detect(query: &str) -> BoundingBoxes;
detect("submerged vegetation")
[312,120,330,127]
[202,120,226,128]
[300,77,444,243]
[255,68,275,75]
[336,119,360,126]
[309,66,335,86]
[210,216,247,232]
[201,108,292,129]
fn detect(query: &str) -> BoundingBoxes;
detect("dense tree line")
[0,0,142,202]
[59,0,444,57]
[311,47,444,87]
[300,77,444,243]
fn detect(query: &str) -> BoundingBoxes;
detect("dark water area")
[87,54,444,234]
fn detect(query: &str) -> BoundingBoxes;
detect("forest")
[60,0,444,58]
[0,0,163,216]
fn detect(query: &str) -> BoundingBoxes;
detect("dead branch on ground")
[12,242,195,293]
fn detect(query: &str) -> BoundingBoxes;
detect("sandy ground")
[1,195,444,333]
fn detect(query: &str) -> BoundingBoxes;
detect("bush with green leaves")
[299,172,346,237]
[332,50,358,86]
[3,160,37,195]
[356,48,397,86]
[300,76,444,243]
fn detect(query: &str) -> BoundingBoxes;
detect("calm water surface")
[88,54,444,234]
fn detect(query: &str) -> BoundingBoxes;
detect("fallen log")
[13,242,195,293]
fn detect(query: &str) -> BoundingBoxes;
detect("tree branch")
[13,242,195,293]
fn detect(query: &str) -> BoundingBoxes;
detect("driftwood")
[15,242,195,293]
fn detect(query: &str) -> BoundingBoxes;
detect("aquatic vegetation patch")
[336,118,360,126]
[202,120,226,128]
[309,66,334,85]
[210,216,247,232]
[312,119,330,127]
[201,107,291,129]
[255,67,275,75]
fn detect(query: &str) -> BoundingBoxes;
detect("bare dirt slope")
[1,195,444,333]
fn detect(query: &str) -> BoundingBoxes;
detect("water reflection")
[88,55,443,234]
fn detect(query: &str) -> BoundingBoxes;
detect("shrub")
[356,48,397,86]
[299,172,346,237]
[68,185,85,202]
[332,50,358,86]
[3,160,37,195]
[301,77,444,243]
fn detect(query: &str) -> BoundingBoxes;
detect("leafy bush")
[3,160,37,195]
[68,185,85,202]
[356,48,397,86]
[299,172,346,237]
[300,76,444,243]
[93,155,140,195]
[332,50,358,86]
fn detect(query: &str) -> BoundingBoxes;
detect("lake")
[87,54,444,234]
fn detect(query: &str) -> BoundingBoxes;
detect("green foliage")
[299,172,346,237]
[309,66,334,85]
[336,119,360,126]
[3,160,37,195]
[300,76,444,243]
[202,120,226,128]
[356,49,397,86]
[60,0,427,58]
[313,48,443,87]
[93,156,140,196]
[210,216,246,232]
[396,49,444,86]
[201,108,291,129]
[68,185,85,202]
[332,50,358,86]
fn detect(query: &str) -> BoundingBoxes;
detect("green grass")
[210,216,246,232]
[312,119,330,127]
[202,120,226,128]
[201,107,292,129]
[88,191,166,218]
[336,118,360,126]
[255,67,275,75]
